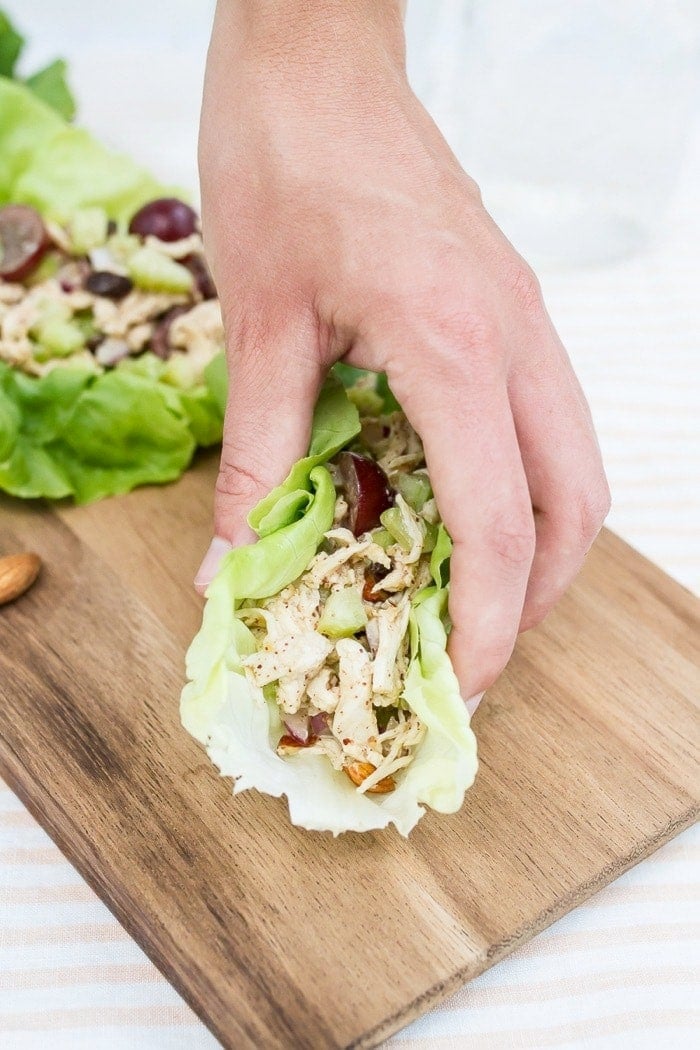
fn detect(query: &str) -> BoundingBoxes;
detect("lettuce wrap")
[181,377,477,836]
[0,77,225,502]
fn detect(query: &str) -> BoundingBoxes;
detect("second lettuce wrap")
[0,77,225,502]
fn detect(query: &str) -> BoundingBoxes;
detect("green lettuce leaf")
[178,355,229,448]
[0,358,226,503]
[24,59,75,121]
[249,377,360,537]
[0,11,23,79]
[181,382,477,836]
[430,523,453,588]
[1,10,75,118]
[0,78,169,222]
[332,363,400,414]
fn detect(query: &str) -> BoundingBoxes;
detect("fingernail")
[465,691,484,717]
[194,536,233,594]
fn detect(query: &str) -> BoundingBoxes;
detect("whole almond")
[0,552,42,606]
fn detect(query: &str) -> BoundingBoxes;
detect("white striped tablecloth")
[2,2,699,1046]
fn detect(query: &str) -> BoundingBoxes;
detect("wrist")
[211,0,407,80]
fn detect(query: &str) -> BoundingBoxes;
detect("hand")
[196,0,610,705]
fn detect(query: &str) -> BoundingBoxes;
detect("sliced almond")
[343,760,396,794]
[276,733,318,757]
[0,552,42,606]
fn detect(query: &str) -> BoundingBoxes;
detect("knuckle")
[216,449,267,508]
[389,295,503,379]
[488,510,537,569]
[459,308,501,354]
[462,172,483,204]
[422,302,501,366]
[505,260,544,318]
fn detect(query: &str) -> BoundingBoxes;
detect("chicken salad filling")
[0,198,223,388]
[239,411,443,795]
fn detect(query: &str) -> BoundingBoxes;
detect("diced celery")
[371,527,394,550]
[33,319,86,360]
[262,683,278,703]
[380,506,415,552]
[127,247,193,293]
[396,472,432,511]
[423,521,439,553]
[161,352,200,390]
[347,384,384,416]
[106,232,140,264]
[25,251,61,286]
[72,308,97,341]
[318,586,367,638]
[69,207,109,254]
[30,298,72,331]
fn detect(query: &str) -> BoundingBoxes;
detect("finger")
[508,331,611,632]
[195,317,322,592]
[389,355,536,699]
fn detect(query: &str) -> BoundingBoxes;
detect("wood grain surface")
[0,452,698,1050]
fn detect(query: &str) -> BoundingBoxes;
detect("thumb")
[195,321,322,592]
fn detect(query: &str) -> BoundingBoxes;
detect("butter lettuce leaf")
[0,358,226,502]
[1,9,75,118]
[181,382,477,836]
[0,78,168,222]
[248,377,360,537]
[24,59,75,121]
[0,11,23,79]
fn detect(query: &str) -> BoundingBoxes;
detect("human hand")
[195,0,610,705]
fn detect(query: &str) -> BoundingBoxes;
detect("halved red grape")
[0,205,49,281]
[128,198,198,242]
[338,452,394,536]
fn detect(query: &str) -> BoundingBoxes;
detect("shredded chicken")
[371,597,411,699]
[169,299,223,368]
[240,410,444,794]
[306,666,340,714]
[332,638,380,764]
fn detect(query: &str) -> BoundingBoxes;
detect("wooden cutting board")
[0,451,698,1049]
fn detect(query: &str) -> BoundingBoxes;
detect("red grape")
[0,205,49,281]
[338,452,394,536]
[128,198,198,242]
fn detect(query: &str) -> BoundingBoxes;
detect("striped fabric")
[2,1,699,1045]
[0,785,697,1048]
